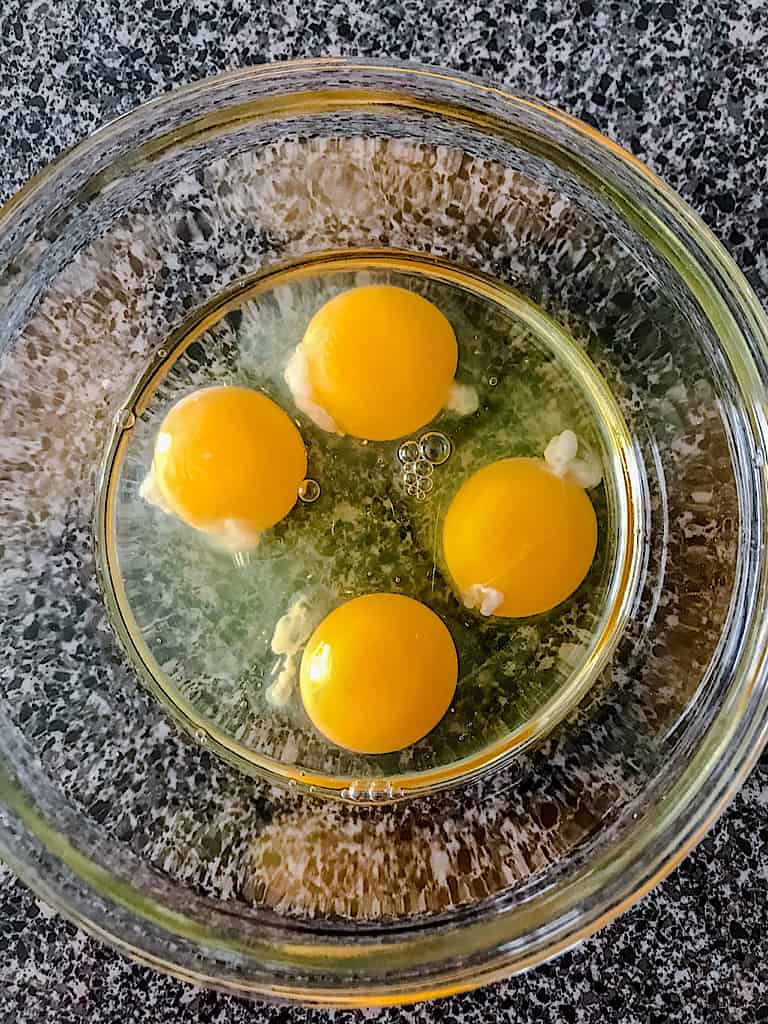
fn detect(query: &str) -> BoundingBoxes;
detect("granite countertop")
[1,1,767,1021]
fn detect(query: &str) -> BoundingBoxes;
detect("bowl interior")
[96,246,642,799]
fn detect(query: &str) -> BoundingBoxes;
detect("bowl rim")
[2,57,768,1007]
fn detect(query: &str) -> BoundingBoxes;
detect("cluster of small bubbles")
[298,478,321,503]
[343,782,366,802]
[342,779,397,803]
[367,780,398,803]
[397,430,452,501]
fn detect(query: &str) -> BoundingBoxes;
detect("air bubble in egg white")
[298,479,321,503]
[418,431,452,465]
[398,440,420,463]
[414,459,433,478]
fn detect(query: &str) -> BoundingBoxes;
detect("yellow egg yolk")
[144,385,306,548]
[292,285,459,441]
[442,458,597,618]
[299,593,458,754]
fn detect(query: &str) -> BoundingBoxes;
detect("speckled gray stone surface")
[0,1,767,1022]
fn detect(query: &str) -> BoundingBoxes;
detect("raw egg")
[285,284,476,441]
[443,457,598,618]
[299,593,458,753]
[141,385,306,550]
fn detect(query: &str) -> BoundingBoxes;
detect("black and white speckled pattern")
[0,1,767,1022]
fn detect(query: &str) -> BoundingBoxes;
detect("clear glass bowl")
[1,59,768,1007]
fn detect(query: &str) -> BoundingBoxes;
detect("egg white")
[283,345,343,435]
[266,596,314,707]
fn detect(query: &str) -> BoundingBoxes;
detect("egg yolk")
[299,593,458,754]
[143,385,306,548]
[292,285,459,441]
[442,458,597,618]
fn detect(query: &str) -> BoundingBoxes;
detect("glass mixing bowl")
[1,59,768,1006]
